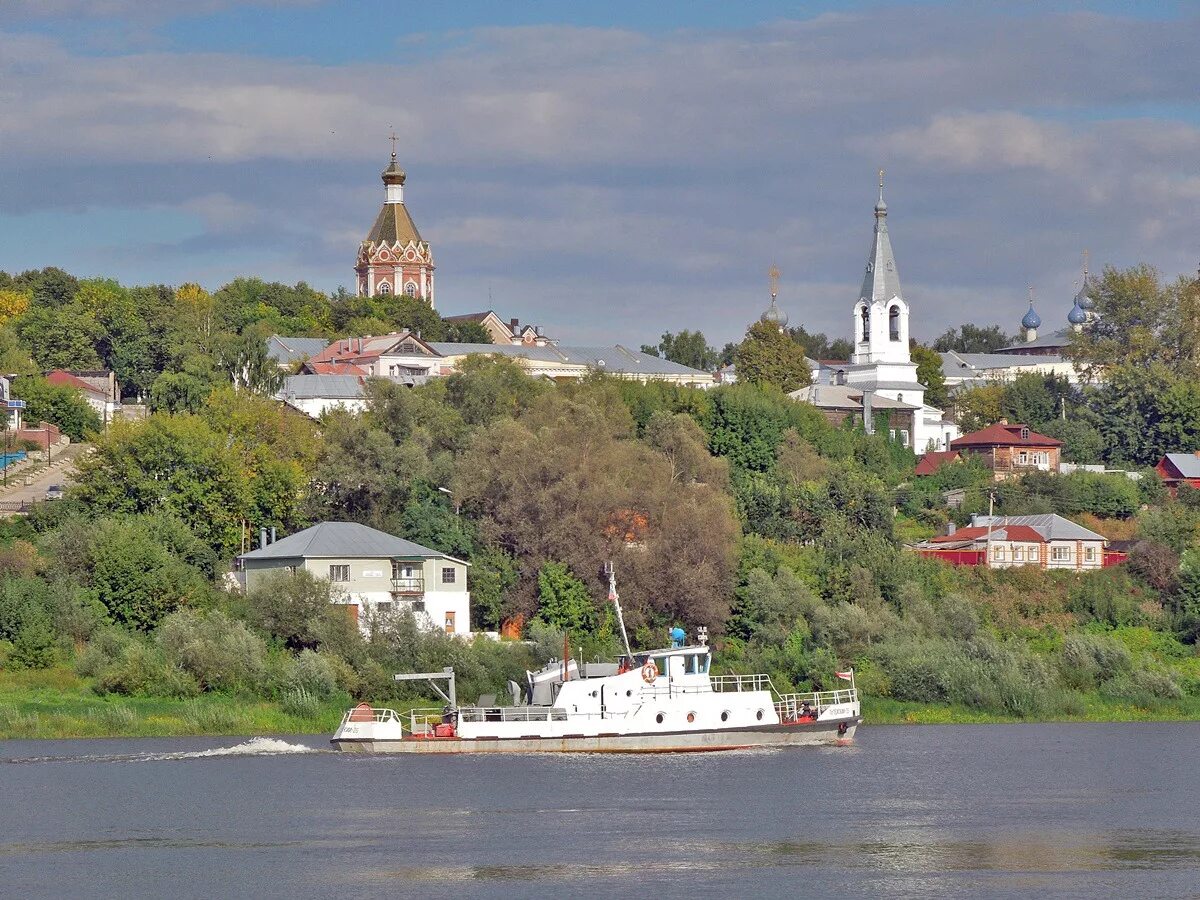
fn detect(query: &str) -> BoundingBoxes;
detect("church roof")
[363,202,423,246]
[996,328,1072,353]
[859,177,903,304]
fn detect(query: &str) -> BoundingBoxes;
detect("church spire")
[859,169,902,306]
[381,130,407,203]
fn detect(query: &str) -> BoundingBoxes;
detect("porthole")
[720,711,729,722]
[655,713,665,724]
[756,709,764,721]
[686,712,696,724]
[590,691,598,698]
[626,690,633,697]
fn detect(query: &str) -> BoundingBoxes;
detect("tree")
[12,376,102,440]
[1067,265,1178,380]
[149,372,210,414]
[933,323,1013,353]
[910,344,948,408]
[1088,364,1200,466]
[16,304,103,371]
[535,562,596,633]
[787,325,852,362]
[444,320,493,344]
[0,288,30,326]
[736,321,812,392]
[645,331,718,371]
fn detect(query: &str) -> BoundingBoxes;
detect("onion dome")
[1067,300,1087,325]
[1021,301,1042,331]
[381,153,407,187]
[760,297,788,329]
[1075,279,1095,311]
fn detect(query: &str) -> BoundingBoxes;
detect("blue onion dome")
[1067,300,1087,325]
[760,297,788,328]
[1021,302,1042,330]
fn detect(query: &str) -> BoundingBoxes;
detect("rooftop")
[238,521,460,562]
[951,422,1063,449]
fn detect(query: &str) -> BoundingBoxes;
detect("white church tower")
[843,172,958,453]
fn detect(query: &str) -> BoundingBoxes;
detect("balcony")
[390,577,425,595]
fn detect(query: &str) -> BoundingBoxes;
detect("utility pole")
[984,491,996,568]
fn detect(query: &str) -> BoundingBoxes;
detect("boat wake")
[5,737,322,765]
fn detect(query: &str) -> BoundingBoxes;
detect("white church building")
[797,176,959,453]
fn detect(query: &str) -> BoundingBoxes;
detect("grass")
[6,665,1200,740]
[0,666,346,740]
[866,695,1200,725]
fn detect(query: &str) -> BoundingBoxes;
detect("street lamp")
[437,486,460,515]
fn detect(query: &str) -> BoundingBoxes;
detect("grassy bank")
[5,666,1200,741]
[865,695,1200,725]
[0,667,346,740]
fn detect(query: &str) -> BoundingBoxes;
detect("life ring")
[641,662,658,684]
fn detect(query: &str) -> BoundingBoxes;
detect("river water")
[2,723,1198,899]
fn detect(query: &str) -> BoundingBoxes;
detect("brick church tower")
[355,141,435,306]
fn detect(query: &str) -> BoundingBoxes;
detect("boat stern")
[331,704,406,751]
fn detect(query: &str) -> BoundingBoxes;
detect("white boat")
[331,631,860,754]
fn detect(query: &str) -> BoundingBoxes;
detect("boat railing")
[775,688,858,721]
[710,673,777,694]
[402,707,447,736]
[340,706,403,726]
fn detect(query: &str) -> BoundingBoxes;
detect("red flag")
[835,670,854,681]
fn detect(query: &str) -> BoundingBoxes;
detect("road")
[0,444,90,512]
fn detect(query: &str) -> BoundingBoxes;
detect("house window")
[1021,426,1030,440]
[444,611,456,634]
[378,282,391,295]
[1013,546,1024,562]
[1085,546,1096,562]
[1052,546,1071,562]
[405,282,418,297]
[329,564,350,582]
[899,429,910,448]
[992,545,1006,561]
[375,601,392,615]
[441,567,456,585]
[1017,451,1029,465]
[1030,546,1040,561]
[392,561,416,580]
[889,305,900,341]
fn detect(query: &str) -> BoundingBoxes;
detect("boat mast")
[604,560,634,659]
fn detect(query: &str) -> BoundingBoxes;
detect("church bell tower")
[355,134,436,306]
[851,170,910,366]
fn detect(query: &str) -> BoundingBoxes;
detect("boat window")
[685,655,699,675]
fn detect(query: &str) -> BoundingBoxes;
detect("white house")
[235,521,471,635]
[276,374,369,418]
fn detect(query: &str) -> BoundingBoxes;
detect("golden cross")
[768,264,780,299]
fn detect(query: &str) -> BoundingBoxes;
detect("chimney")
[510,318,519,331]
[270,526,277,543]
[999,418,1009,425]
[259,527,268,549]
[862,390,875,435]
[947,522,956,536]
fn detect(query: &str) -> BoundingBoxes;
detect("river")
[2,722,1198,898]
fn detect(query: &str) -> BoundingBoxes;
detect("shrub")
[1059,633,1132,690]
[157,609,267,693]
[8,617,55,670]
[95,640,200,698]
[280,687,321,719]
[284,649,339,699]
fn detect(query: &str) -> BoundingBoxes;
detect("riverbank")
[4,666,1200,740]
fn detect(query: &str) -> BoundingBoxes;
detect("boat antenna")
[604,560,634,658]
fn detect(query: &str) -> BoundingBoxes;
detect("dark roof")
[363,202,423,245]
[266,336,331,365]
[238,521,460,562]
[443,311,498,323]
[951,423,1063,449]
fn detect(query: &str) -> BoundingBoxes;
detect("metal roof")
[997,329,1072,353]
[266,336,330,365]
[238,521,459,562]
[276,374,364,400]
[427,342,710,377]
[972,514,1105,542]
[1163,453,1200,479]
[790,384,919,410]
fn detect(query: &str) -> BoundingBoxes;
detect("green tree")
[736,320,813,392]
[12,376,102,440]
[469,547,519,631]
[932,323,1013,353]
[911,344,948,408]
[535,562,596,633]
[444,320,493,343]
[16,304,103,370]
[644,330,718,371]
[149,372,210,413]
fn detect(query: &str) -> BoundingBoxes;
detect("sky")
[2,1,1198,347]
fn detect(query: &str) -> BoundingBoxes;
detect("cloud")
[2,0,318,21]
[2,9,1200,346]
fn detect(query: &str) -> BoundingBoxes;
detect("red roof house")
[1155,453,1200,497]
[914,450,961,477]
[949,420,1063,480]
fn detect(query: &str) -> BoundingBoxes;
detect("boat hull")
[331,716,860,754]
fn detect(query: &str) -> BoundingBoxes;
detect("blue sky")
[2,1,1198,346]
